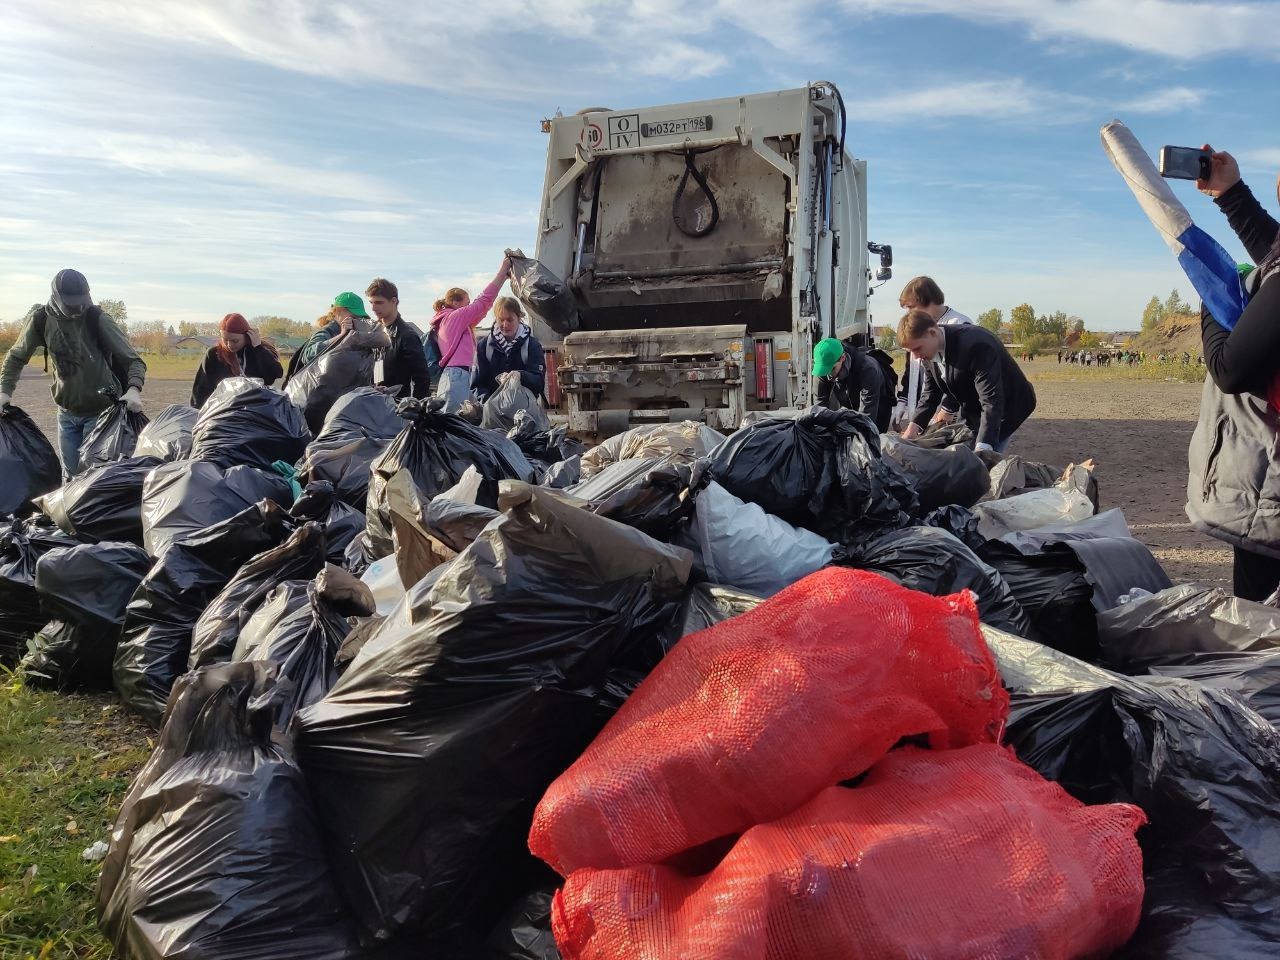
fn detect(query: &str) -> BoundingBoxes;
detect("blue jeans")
[436,366,472,413]
[57,409,99,480]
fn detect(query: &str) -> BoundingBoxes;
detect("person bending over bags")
[472,297,547,402]
[811,336,892,432]
[0,268,146,479]
[190,313,283,407]
[897,309,1036,453]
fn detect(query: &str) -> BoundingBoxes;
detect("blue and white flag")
[1100,119,1246,330]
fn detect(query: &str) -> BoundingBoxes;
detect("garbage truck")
[530,82,892,437]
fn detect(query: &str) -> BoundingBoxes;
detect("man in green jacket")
[0,269,147,478]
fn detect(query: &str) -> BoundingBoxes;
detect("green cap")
[811,337,845,377]
[333,291,369,318]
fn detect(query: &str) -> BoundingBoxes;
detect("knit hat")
[333,292,369,318]
[811,337,845,377]
[220,312,251,335]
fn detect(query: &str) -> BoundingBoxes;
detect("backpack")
[35,305,134,398]
[866,347,898,414]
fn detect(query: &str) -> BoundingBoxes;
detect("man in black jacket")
[367,277,433,399]
[811,337,892,431]
[897,309,1036,452]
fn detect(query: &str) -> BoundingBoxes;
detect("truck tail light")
[753,338,774,401]
[544,348,561,407]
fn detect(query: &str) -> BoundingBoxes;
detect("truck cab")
[533,83,876,437]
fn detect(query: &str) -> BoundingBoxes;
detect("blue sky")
[3,0,1278,332]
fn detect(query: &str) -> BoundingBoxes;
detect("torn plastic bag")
[708,406,916,543]
[987,454,1060,499]
[235,568,374,727]
[133,404,198,461]
[286,326,391,434]
[23,541,151,689]
[580,421,725,479]
[838,525,1032,637]
[921,503,987,551]
[188,522,328,670]
[540,455,581,489]
[36,455,162,546]
[482,378,550,433]
[531,568,1008,876]
[880,433,989,510]
[78,400,148,473]
[978,541,1098,660]
[567,457,705,541]
[507,248,578,336]
[675,480,833,597]
[290,480,365,565]
[114,502,292,726]
[973,484,1095,540]
[141,459,292,557]
[456,398,484,425]
[987,627,1280,959]
[662,582,762,647]
[299,387,403,509]
[0,517,72,665]
[97,661,363,960]
[365,398,535,559]
[507,410,584,466]
[190,377,311,471]
[0,405,61,515]
[297,482,691,944]
[1098,583,1280,672]
[552,745,1145,960]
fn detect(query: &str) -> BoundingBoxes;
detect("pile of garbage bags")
[4,378,1255,959]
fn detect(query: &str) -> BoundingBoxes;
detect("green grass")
[134,354,201,381]
[1028,358,1206,385]
[0,672,150,960]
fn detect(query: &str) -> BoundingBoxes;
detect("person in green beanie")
[284,292,370,383]
[811,336,892,431]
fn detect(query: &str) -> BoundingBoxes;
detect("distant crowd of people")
[1053,349,1204,367]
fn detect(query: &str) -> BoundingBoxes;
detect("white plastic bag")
[973,488,1095,540]
[360,557,406,617]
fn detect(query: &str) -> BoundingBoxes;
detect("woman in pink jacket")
[429,257,511,412]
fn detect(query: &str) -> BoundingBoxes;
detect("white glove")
[122,386,144,413]
[0,392,9,410]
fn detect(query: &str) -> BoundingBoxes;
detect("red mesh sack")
[530,567,1009,875]
[552,744,1147,960]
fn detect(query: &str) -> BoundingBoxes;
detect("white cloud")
[1118,86,1204,113]
[849,79,1054,120]
[1240,148,1280,169]
[841,0,1280,60]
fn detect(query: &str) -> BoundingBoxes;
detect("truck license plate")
[640,116,713,138]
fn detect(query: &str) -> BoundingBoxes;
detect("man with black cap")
[0,269,147,478]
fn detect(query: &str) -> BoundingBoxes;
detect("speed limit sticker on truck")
[640,116,713,138]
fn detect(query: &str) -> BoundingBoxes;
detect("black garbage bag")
[839,525,1032,636]
[567,457,707,541]
[232,580,311,661]
[366,399,536,559]
[662,582,762,647]
[235,568,375,727]
[0,517,72,665]
[507,248,578,336]
[1098,584,1280,672]
[299,387,403,511]
[133,404,199,461]
[0,405,61,516]
[188,523,328,671]
[987,627,1280,959]
[911,422,975,449]
[422,497,499,554]
[708,406,915,544]
[290,481,366,565]
[484,880,562,960]
[114,502,292,726]
[297,483,691,946]
[37,455,162,545]
[1147,651,1280,728]
[507,411,585,466]
[97,661,363,959]
[978,541,1098,660]
[541,455,581,489]
[23,541,152,689]
[921,503,987,552]
[190,377,311,471]
[285,327,390,435]
[880,434,988,511]
[141,459,293,557]
[482,378,550,432]
[78,401,148,472]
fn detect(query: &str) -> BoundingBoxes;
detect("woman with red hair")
[190,313,283,407]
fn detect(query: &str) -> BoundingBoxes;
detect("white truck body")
[533,84,873,436]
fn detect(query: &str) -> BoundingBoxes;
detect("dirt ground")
[14,359,1231,588]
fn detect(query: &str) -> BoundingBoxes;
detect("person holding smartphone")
[1185,147,1280,600]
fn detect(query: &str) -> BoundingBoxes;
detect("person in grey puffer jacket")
[1185,147,1280,600]
[0,269,147,478]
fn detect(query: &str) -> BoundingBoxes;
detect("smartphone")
[1160,146,1211,181]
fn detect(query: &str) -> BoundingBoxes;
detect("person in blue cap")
[811,337,892,432]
